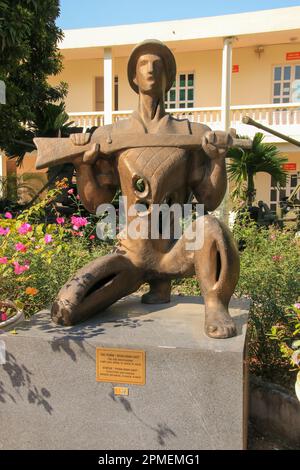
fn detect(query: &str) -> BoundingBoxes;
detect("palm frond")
[227,132,288,202]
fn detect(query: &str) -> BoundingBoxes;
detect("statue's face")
[134,53,167,96]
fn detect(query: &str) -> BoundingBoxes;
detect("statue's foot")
[141,291,171,304]
[205,304,237,339]
[51,300,74,326]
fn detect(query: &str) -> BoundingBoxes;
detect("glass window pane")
[170,89,176,101]
[291,174,298,187]
[295,66,300,80]
[169,103,176,109]
[280,189,286,200]
[282,97,290,103]
[179,74,186,87]
[180,89,185,101]
[270,204,277,212]
[274,83,281,96]
[283,82,290,95]
[188,89,194,100]
[187,102,194,108]
[273,98,280,103]
[274,67,282,81]
[284,66,291,81]
[179,103,186,108]
[188,74,194,86]
[270,189,277,201]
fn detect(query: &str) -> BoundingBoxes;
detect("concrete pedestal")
[0,295,249,450]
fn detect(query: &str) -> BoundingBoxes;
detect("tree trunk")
[247,172,255,206]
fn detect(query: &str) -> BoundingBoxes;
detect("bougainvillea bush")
[0,186,112,318]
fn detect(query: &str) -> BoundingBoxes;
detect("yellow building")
[3,6,300,209]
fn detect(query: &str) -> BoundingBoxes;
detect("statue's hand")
[70,132,91,145]
[70,133,100,167]
[72,143,101,168]
[202,130,235,160]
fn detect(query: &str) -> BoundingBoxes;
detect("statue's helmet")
[127,39,176,94]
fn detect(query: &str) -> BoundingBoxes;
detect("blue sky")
[57,0,300,29]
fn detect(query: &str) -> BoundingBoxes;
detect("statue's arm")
[68,131,117,214]
[73,156,117,214]
[188,130,228,211]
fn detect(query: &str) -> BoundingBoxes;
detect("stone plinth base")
[0,295,249,450]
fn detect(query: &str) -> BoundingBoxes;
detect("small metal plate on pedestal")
[96,347,146,385]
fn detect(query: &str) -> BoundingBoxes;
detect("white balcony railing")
[68,103,300,142]
[68,111,105,128]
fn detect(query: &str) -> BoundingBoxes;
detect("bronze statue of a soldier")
[35,40,244,339]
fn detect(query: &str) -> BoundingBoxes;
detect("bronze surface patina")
[35,39,248,339]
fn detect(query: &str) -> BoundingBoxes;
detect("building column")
[219,37,233,223]
[221,37,233,131]
[104,47,113,125]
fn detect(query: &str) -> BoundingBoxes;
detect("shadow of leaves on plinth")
[15,314,107,363]
[109,392,176,447]
[0,351,53,414]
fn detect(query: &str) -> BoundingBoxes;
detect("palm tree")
[227,132,288,206]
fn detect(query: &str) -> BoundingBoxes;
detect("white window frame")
[165,71,195,109]
[272,64,300,103]
[269,172,300,212]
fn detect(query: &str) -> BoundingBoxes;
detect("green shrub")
[233,215,300,386]
[268,304,300,386]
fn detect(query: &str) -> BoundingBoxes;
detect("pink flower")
[15,242,27,253]
[76,195,80,200]
[0,312,7,322]
[0,257,8,264]
[56,217,65,225]
[272,255,283,262]
[4,212,12,219]
[270,234,276,241]
[18,223,32,235]
[0,227,9,236]
[67,189,74,195]
[78,231,84,237]
[13,261,30,275]
[294,303,300,310]
[44,234,53,244]
[71,216,88,231]
[89,235,95,240]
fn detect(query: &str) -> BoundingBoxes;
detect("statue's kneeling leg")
[141,279,171,304]
[194,215,240,339]
[51,253,143,326]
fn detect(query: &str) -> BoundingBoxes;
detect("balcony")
[68,102,300,144]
